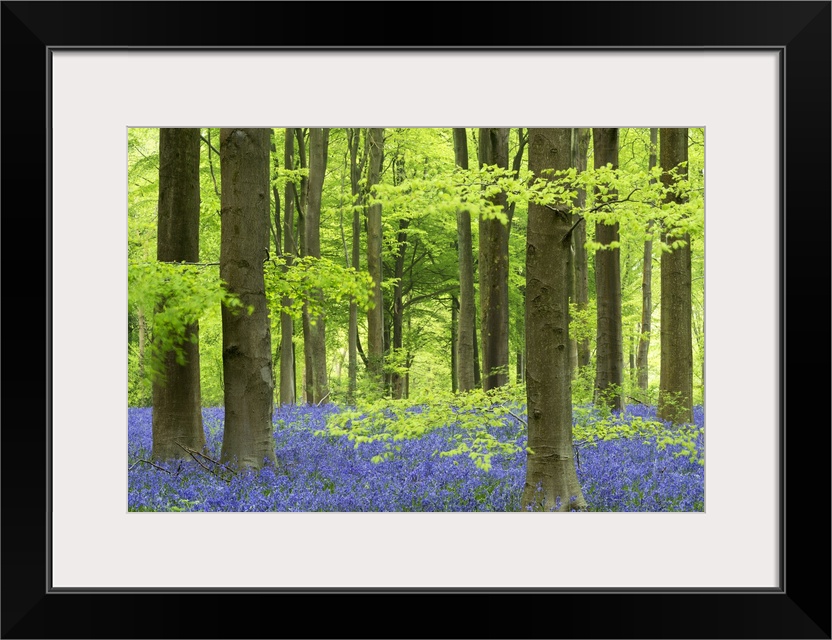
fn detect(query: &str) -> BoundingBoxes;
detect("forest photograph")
[127,126,705,513]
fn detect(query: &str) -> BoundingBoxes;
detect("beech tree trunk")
[453,128,477,393]
[658,128,694,424]
[521,128,586,511]
[451,295,458,392]
[294,129,314,402]
[279,129,296,405]
[571,128,592,370]
[219,128,276,469]
[366,128,385,387]
[592,128,624,412]
[477,127,510,391]
[151,127,205,461]
[636,128,658,392]
[304,128,330,404]
[391,215,410,399]
[390,148,410,399]
[347,128,367,404]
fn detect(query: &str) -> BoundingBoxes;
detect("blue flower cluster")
[128,404,704,512]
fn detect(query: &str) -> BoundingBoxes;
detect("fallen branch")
[186,446,238,475]
[174,441,237,483]
[129,459,175,474]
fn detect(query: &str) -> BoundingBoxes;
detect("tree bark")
[391,215,410,399]
[636,128,658,393]
[305,128,330,404]
[151,127,205,461]
[451,295,458,392]
[347,128,367,403]
[592,128,624,412]
[366,128,385,388]
[390,148,410,399]
[477,127,510,391]
[571,128,592,371]
[522,128,586,511]
[219,128,276,469]
[658,128,694,424]
[453,128,477,393]
[279,129,296,405]
[295,129,314,402]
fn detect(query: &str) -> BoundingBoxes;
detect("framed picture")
[4,2,828,638]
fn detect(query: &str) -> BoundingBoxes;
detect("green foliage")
[570,364,597,406]
[128,260,243,385]
[655,425,705,467]
[569,299,597,350]
[127,340,151,406]
[571,404,703,468]
[264,255,374,323]
[315,385,528,472]
[315,382,704,473]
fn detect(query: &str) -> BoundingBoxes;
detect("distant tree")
[658,127,694,424]
[151,127,205,461]
[294,128,314,401]
[279,128,297,405]
[390,143,411,399]
[571,128,592,370]
[366,127,385,387]
[304,128,330,404]
[477,127,510,391]
[592,128,624,411]
[507,128,529,385]
[636,128,658,392]
[453,128,477,393]
[522,128,586,511]
[346,128,368,403]
[219,128,276,469]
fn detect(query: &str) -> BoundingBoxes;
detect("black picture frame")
[2,2,829,638]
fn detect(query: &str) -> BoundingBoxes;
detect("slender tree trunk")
[305,128,330,404]
[366,128,385,388]
[451,295,458,392]
[219,128,276,469]
[572,128,592,369]
[566,130,578,376]
[151,127,205,461]
[477,127,510,391]
[270,132,282,256]
[295,129,314,402]
[390,149,410,400]
[473,319,481,388]
[505,128,528,233]
[347,128,367,404]
[592,128,624,412]
[269,132,282,406]
[658,128,693,424]
[522,128,586,511]
[636,128,658,393]
[279,129,296,405]
[453,128,477,393]
[391,218,409,399]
